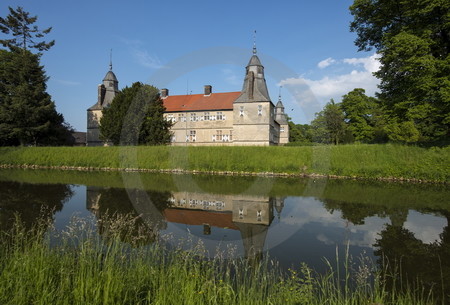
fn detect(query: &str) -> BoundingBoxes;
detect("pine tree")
[0,49,72,145]
[0,6,54,52]
[0,7,71,146]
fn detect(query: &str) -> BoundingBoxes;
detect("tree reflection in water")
[0,181,73,232]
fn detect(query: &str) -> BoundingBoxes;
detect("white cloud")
[121,38,165,69]
[279,53,381,121]
[133,49,164,69]
[318,57,336,69]
[343,53,381,73]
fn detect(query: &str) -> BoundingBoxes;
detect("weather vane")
[109,49,113,71]
[253,30,257,55]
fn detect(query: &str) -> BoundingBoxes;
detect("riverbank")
[0,144,448,183]
[0,215,438,305]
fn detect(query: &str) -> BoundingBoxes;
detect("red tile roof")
[163,92,240,112]
[163,208,239,230]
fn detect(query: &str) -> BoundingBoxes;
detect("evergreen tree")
[0,7,71,146]
[0,49,72,146]
[100,82,173,146]
[0,6,54,52]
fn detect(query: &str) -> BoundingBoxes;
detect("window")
[204,112,210,121]
[216,130,222,141]
[280,126,285,133]
[229,130,233,141]
[189,130,196,142]
[216,112,224,120]
[239,106,244,116]
[258,105,262,116]
[167,114,176,123]
[171,135,176,142]
[190,113,198,121]
[178,113,186,122]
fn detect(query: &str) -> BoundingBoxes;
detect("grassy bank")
[0,215,440,305]
[0,144,448,182]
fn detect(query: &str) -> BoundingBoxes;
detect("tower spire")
[109,49,113,71]
[278,86,282,102]
[253,30,257,55]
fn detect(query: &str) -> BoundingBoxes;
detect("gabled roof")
[163,92,240,112]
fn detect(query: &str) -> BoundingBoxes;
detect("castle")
[87,48,289,146]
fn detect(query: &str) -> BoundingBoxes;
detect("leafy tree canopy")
[100,82,173,146]
[341,88,384,143]
[0,6,54,52]
[309,100,347,145]
[350,0,450,142]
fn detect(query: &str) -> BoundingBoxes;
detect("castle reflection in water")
[86,186,285,260]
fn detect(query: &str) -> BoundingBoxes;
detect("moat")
[1,168,449,294]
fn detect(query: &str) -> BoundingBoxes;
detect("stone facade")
[87,51,289,146]
[162,51,289,146]
[86,69,119,146]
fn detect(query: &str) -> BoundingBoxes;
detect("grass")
[0,213,442,305]
[0,144,449,182]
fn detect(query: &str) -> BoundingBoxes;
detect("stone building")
[86,64,119,146]
[162,49,289,146]
[86,49,289,146]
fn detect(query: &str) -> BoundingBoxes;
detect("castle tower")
[87,61,119,146]
[232,43,279,145]
[275,95,289,145]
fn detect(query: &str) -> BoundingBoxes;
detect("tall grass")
[0,213,441,305]
[0,144,448,182]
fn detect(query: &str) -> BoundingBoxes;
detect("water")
[0,168,449,288]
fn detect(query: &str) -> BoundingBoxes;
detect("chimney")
[204,85,212,96]
[98,84,106,104]
[161,88,169,98]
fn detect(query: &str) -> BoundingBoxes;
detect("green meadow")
[0,144,448,182]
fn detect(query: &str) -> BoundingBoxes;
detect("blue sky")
[1,0,380,131]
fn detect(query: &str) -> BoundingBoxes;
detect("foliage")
[310,100,347,144]
[288,117,312,143]
[0,6,54,52]
[350,0,450,142]
[384,120,420,143]
[341,88,386,143]
[100,82,172,145]
[0,49,72,146]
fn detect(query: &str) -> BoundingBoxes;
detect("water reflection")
[0,169,449,300]
[0,180,73,231]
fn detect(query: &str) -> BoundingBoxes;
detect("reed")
[0,144,448,182]
[0,213,440,305]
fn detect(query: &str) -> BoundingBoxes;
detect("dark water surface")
[1,168,449,292]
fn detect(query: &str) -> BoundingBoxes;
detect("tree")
[310,100,347,144]
[0,49,72,146]
[287,117,312,143]
[0,6,54,52]
[100,82,173,145]
[341,88,384,142]
[349,0,450,142]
